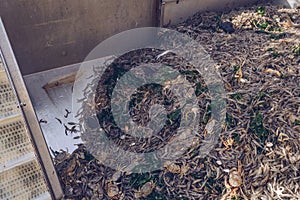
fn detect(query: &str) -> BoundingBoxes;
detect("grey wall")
[0,0,159,75]
[0,0,291,75]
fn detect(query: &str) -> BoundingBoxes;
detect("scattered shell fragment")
[106,182,120,200]
[134,181,156,199]
[285,17,300,28]
[234,66,243,80]
[164,161,181,174]
[264,68,282,77]
[222,137,234,149]
[278,132,290,142]
[266,142,273,147]
[229,169,242,188]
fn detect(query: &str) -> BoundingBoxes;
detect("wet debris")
[105,182,121,200]
[219,21,235,33]
[55,117,63,124]
[39,119,47,124]
[221,160,244,200]
[64,109,71,118]
[134,181,156,199]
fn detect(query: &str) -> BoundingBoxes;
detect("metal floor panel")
[23,63,82,153]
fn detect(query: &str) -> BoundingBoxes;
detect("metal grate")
[0,115,34,170]
[0,160,51,200]
[0,70,19,118]
[0,58,4,71]
[0,56,52,200]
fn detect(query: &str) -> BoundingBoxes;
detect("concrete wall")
[0,0,159,75]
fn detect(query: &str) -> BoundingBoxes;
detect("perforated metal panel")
[0,62,19,118]
[0,18,63,200]
[0,160,51,200]
[0,115,34,168]
[0,59,52,200]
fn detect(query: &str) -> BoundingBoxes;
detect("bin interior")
[19,0,298,153]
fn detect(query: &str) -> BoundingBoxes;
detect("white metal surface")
[23,57,110,153]
[24,64,82,153]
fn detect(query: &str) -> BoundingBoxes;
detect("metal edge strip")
[0,152,36,173]
[0,18,63,200]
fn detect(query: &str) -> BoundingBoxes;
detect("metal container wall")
[160,0,293,26]
[0,0,159,75]
[1,0,295,75]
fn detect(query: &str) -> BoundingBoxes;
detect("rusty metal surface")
[0,0,159,75]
